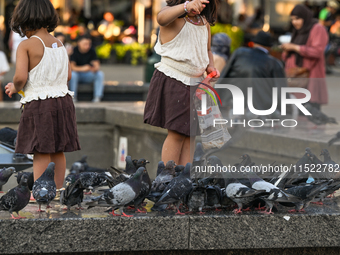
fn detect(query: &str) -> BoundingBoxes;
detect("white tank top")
[154,18,210,85]
[20,35,73,104]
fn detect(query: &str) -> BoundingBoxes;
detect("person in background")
[0,43,10,101]
[319,0,340,32]
[211,32,231,74]
[217,31,286,113]
[282,4,328,110]
[54,32,73,56]
[8,30,27,64]
[69,35,104,102]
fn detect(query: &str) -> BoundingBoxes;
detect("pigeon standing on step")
[282,180,332,212]
[208,156,266,214]
[154,163,193,215]
[151,160,176,193]
[60,178,85,211]
[32,162,57,212]
[247,171,301,214]
[0,175,30,219]
[89,167,146,217]
[185,183,206,214]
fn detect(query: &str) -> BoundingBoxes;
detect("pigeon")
[156,161,165,177]
[282,180,332,212]
[284,148,313,186]
[175,165,185,177]
[312,179,340,204]
[88,167,146,217]
[309,151,335,180]
[60,178,85,211]
[193,143,206,179]
[304,103,337,125]
[130,163,151,213]
[207,156,266,214]
[247,170,301,214]
[78,171,116,190]
[185,183,206,214]
[16,172,34,191]
[321,149,338,172]
[32,162,57,212]
[151,160,176,193]
[328,131,340,146]
[0,127,17,147]
[154,163,193,215]
[0,167,16,187]
[0,175,30,219]
[205,185,223,211]
[239,154,252,167]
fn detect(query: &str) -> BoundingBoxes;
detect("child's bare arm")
[206,24,220,78]
[67,60,72,81]
[5,42,28,97]
[157,0,209,26]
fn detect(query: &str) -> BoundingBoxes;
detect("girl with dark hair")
[144,0,220,166]
[5,0,80,192]
[281,4,328,110]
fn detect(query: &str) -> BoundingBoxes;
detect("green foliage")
[96,42,150,65]
[210,23,244,53]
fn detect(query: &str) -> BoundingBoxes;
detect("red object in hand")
[196,71,218,99]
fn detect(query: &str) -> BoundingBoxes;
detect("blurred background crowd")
[0,0,339,104]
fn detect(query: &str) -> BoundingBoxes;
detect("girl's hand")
[5,83,19,98]
[206,66,220,79]
[187,0,209,15]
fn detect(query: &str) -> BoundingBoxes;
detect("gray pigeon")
[248,171,301,214]
[88,167,146,217]
[207,156,266,214]
[0,167,16,187]
[0,175,30,219]
[328,132,340,146]
[151,160,176,193]
[282,180,332,212]
[184,183,206,214]
[32,162,57,212]
[154,163,192,215]
[156,161,165,176]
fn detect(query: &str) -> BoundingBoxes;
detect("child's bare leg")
[162,130,186,164]
[178,136,195,166]
[50,152,66,189]
[33,152,51,181]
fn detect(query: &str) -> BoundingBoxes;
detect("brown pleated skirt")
[144,69,200,137]
[15,94,81,154]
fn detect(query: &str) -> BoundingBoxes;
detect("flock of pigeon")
[0,143,340,219]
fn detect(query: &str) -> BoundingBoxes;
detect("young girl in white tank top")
[5,0,80,210]
[144,0,220,174]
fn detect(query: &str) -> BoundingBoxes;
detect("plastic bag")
[194,72,231,151]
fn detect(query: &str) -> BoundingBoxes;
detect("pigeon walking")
[154,163,193,215]
[32,162,57,212]
[89,167,146,217]
[151,160,176,193]
[0,175,30,219]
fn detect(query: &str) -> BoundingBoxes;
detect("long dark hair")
[166,0,218,25]
[10,0,59,37]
